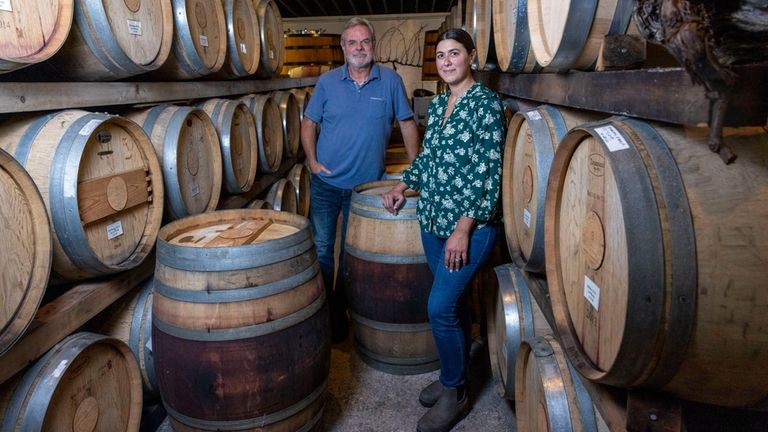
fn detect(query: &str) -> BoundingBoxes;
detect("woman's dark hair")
[437,28,475,53]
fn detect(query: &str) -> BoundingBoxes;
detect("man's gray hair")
[342,17,376,43]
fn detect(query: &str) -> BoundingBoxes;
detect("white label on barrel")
[0,0,12,12]
[107,220,124,240]
[523,208,531,228]
[145,335,152,353]
[127,19,142,36]
[199,34,209,47]
[595,125,629,152]
[79,119,102,136]
[527,110,542,121]
[269,49,275,59]
[52,360,69,378]
[191,183,200,197]
[240,42,247,54]
[584,275,601,311]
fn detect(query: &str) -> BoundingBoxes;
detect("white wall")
[283,13,447,97]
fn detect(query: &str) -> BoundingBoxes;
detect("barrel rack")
[478,64,768,432]
[0,76,315,387]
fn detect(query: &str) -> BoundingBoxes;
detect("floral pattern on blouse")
[402,82,505,238]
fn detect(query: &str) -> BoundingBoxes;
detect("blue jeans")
[421,225,498,388]
[309,175,352,295]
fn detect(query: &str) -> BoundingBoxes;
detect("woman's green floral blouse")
[402,82,505,238]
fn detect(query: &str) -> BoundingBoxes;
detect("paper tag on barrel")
[584,275,601,311]
[0,0,12,12]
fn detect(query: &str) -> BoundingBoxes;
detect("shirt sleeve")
[303,78,327,123]
[458,94,505,222]
[392,75,415,121]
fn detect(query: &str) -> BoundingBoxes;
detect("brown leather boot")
[419,380,444,408]
[416,387,469,432]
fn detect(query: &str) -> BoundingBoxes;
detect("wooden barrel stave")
[286,163,310,217]
[281,34,343,75]
[209,0,260,79]
[265,178,298,213]
[240,94,283,174]
[153,209,330,431]
[345,180,438,375]
[270,90,301,159]
[545,118,768,406]
[198,99,259,194]
[151,0,227,79]
[0,332,142,431]
[465,0,493,70]
[128,105,223,220]
[492,0,539,73]
[0,148,52,355]
[0,110,164,280]
[253,0,284,78]
[486,263,551,400]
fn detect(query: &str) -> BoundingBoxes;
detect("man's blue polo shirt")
[304,63,414,190]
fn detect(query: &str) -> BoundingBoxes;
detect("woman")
[382,29,505,432]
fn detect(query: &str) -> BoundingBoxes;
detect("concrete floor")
[322,331,517,432]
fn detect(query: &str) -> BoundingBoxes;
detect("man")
[301,17,420,342]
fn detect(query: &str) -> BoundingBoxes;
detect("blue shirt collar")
[341,63,381,83]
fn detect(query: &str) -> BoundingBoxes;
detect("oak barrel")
[0,110,164,281]
[88,278,158,400]
[0,332,142,431]
[0,0,73,73]
[422,30,439,81]
[245,198,272,209]
[515,335,601,432]
[240,94,284,174]
[289,88,310,122]
[128,105,223,220]
[198,98,259,194]
[35,0,174,80]
[153,209,329,431]
[527,0,634,70]
[0,149,51,355]
[265,178,298,213]
[270,90,301,159]
[151,0,227,79]
[344,180,438,374]
[286,163,310,217]
[545,118,768,407]
[464,0,493,70]
[502,106,601,273]
[492,0,539,73]
[487,264,551,400]
[208,0,260,79]
[253,0,284,78]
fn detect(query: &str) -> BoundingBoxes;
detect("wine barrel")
[265,178,298,213]
[253,0,284,78]
[0,332,142,431]
[0,0,73,73]
[422,30,439,81]
[127,105,222,220]
[150,0,227,80]
[383,163,410,180]
[345,180,438,374]
[286,163,310,217]
[527,0,634,70]
[289,88,310,122]
[198,98,259,194]
[281,34,343,75]
[32,0,174,80]
[88,278,158,400]
[0,149,51,355]
[271,90,301,159]
[515,335,602,432]
[208,0,259,79]
[245,198,272,209]
[0,110,164,281]
[464,0,493,70]
[153,209,330,432]
[240,94,283,174]
[492,0,539,73]
[487,264,551,400]
[545,118,768,407]
[502,106,602,273]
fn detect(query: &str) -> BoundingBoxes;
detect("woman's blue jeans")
[420,225,498,389]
